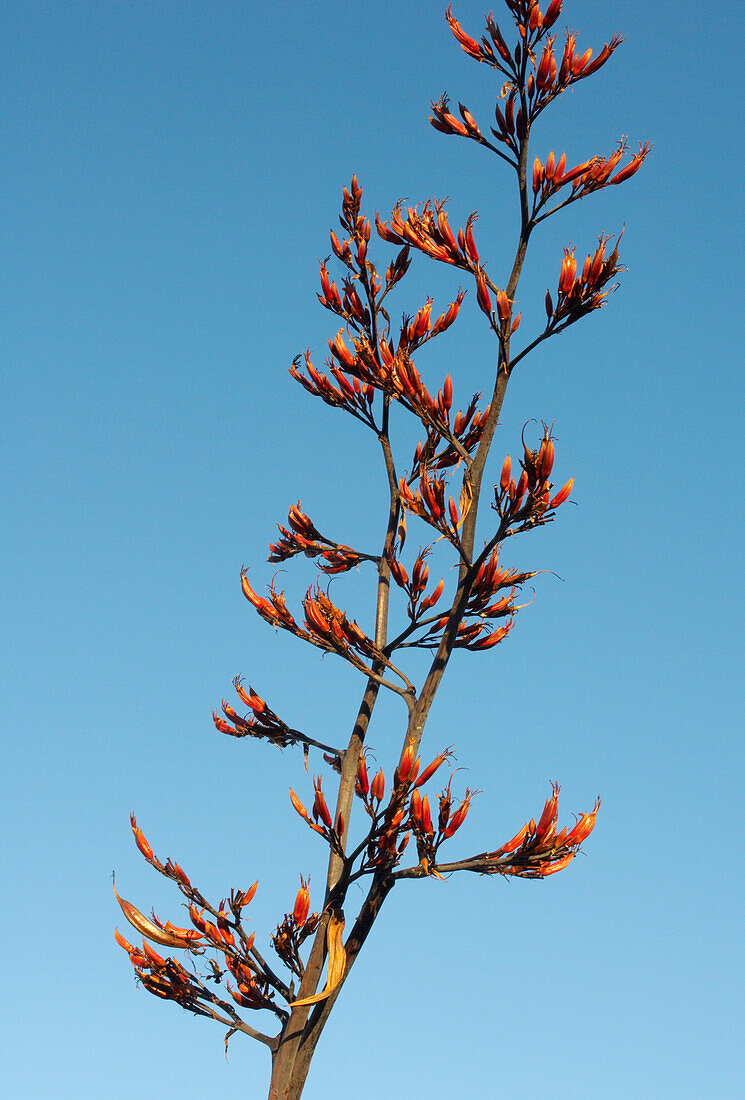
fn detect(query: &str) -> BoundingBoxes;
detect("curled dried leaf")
[289,911,346,1007]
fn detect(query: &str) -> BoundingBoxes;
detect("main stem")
[268,409,399,1099]
[269,118,533,1100]
[403,126,533,762]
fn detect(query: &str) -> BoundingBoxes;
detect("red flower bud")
[464,219,480,263]
[543,0,563,30]
[312,776,333,828]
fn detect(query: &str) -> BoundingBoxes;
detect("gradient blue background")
[3,1,743,1097]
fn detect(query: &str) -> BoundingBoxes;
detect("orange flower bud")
[565,797,601,845]
[313,777,333,828]
[458,102,480,135]
[189,905,208,934]
[549,476,573,508]
[476,274,492,316]
[241,881,258,908]
[445,5,482,60]
[290,789,310,820]
[130,814,155,863]
[532,156,543,195]
[415,750,449,789]
[534,782,560,845]
[536,45,555,89]
[448,497,460,527]
[398,740,417,784]
[240,570,261,607]
[538,438,555,480]
[500,454,512,492]
[293,878,310,927]
[500,822,529,853]
[473,622,513,649]
[541,852,575,876]
[370,768,385,803]
[141,940,167,968]
[330,330,356,369]
[572,47,593,76]
[611,144,650,185]
[513,468,529,503]
[583,42,614,77]
[420,577,445,611]
[496,289,511,324]
[115,928,135,954]
[559,247,577,295]
[421,794,434,835]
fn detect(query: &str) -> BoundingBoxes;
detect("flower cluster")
[493,423,573,530]
[545,232,624,329]
[116,0,642,1067]
[115,817,287,1024]
[268,502,370,575]
[532,140,651,216]
[354,741,460,873]
[484,784,601,878]
[442,3,622,152]
[213,679,296,748]
[271,877,321,981]
[398,469,470,548]
[292,181,469,442]
[239,570,410,690]
[376,198,480,271]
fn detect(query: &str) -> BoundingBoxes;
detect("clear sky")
[2,1,743,1097]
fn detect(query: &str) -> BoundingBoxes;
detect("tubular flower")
[565,797,601,845]
[293,877,311,927]
[445,4,483,61]
[213,679,299,750]
[376,199,480,273]
[130,814,158,866]
[483,789,601,879]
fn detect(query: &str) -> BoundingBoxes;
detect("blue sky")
[2,1,743,1097]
